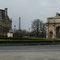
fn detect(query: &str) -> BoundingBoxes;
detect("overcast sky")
[0,0,60,31]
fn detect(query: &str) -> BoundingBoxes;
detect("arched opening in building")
[49,31,53,38]
[56,26,60,38]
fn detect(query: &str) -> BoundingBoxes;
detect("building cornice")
[46,23,60,24]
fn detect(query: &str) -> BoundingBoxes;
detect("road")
[0,45,60,60]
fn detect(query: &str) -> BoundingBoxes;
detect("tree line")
[13,19,46,38]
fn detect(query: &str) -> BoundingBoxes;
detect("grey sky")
[0,0,60,31]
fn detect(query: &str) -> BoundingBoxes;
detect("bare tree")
[31,19,46,37]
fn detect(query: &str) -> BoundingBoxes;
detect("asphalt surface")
[0,45,60,60]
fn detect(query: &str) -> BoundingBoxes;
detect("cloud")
[0,0,60,30]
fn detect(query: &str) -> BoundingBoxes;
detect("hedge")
[0,37,59,41]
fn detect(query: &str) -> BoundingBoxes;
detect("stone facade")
[46,13,60,38]
[0,8,12,36]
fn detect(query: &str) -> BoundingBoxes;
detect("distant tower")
[19,17,21,30]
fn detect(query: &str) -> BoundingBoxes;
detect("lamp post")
[14,25,16,32]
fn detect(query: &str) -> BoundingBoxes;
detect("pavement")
[0,45,60,60]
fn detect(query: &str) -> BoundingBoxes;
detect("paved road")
[0,45,60,51]
[0,45,60,60]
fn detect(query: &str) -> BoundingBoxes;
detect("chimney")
[5,8,8,18]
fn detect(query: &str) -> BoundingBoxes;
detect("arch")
[56,26,60,38]
[49,31,53,38]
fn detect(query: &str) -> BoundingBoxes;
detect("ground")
[0,45,60,60]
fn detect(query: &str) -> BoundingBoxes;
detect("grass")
[0,37,59,42]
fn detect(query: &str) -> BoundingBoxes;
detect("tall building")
[0,8,12,36]
[46,13,60,38]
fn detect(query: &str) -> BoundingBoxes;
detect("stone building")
[46,13,60,38]
[0,8,12,36]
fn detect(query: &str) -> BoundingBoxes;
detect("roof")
[48,16,60,19]
[48,13,60,19]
